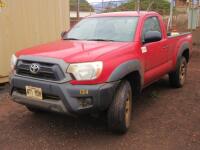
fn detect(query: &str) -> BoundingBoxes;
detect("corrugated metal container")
[0,0,70,83]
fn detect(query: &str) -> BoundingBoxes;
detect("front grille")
[16,60,65,81]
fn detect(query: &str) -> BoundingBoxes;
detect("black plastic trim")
[107,60,143,85]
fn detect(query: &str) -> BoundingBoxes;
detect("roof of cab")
[88,11,159,18]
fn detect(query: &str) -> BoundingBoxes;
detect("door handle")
[163,45,169,49]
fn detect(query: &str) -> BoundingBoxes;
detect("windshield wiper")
[63,38,80,40]
[86,39,115,42]
[63,38,115,42]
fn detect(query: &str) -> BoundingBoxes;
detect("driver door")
[142,16,169,83]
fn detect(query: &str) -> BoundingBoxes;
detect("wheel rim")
[125,92,132,128]
[179,62,187,85]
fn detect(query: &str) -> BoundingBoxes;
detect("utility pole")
[167,0,174,31]
[136,0,140,13]
[77,0,80,21]
[102,0,104,12]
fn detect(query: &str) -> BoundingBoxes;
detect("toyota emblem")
[30,63,40,74]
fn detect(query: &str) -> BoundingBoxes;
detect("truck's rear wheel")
[169,56,187,88]
[107,80,132,134]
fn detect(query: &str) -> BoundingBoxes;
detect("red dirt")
[0,37,200,150]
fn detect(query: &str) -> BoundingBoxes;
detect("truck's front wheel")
[107,80,132,134]
[169,56,187,88]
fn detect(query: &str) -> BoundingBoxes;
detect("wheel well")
[124,71,141,96]
[182,49,189,63]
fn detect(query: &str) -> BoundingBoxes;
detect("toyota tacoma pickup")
[10,11,192,133]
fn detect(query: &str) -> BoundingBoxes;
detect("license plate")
[26,86,43,100]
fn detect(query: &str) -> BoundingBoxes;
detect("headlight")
[10,54,18,70]
[67,61,103,81]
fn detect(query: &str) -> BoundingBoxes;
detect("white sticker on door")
[141,46,147,53]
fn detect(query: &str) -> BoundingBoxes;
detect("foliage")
[70,0,94,12]
[109,0,170,15]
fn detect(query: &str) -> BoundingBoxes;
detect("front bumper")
[10,76,119,115]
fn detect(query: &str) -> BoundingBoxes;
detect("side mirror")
[144,31,162,44]
[61,31,68,39]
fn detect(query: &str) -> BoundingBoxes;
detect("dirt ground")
[0,38,200,150]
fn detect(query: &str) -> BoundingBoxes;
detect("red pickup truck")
[10,11,192,133]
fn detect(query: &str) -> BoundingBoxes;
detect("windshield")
[64,17,138,42]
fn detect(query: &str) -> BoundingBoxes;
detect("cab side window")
[142,16,162,42]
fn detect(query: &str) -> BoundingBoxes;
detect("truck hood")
[16,40,133,63]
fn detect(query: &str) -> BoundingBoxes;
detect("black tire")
[26,106,45,113]
[169,56,187,88]
[107,80,132,134]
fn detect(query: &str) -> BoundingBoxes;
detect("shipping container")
[0,0,70,83]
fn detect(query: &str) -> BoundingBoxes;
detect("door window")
[142,16,162,42]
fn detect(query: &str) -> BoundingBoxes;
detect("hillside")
[91,0,129,12]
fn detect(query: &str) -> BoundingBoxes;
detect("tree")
[109,0,170,15]
[70,0,94,12]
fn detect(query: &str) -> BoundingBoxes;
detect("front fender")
[107,60,143,84]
